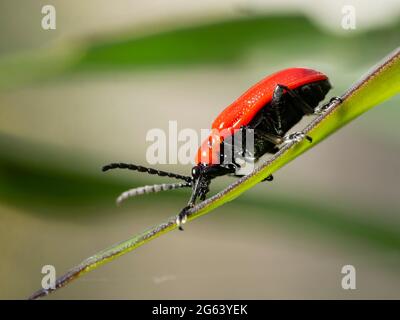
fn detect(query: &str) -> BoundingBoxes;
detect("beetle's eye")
[192,166,201,178]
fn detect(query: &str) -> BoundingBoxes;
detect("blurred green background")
[1,0,400,299]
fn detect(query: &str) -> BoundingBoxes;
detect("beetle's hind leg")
[314,96,343,115]
[253,84,313,146]
[271,84,315,137]
[283,131,313,145]
[256,131,284,145]
[233,173,273,181]
[263,174,274,182]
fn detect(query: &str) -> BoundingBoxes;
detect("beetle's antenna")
[102,163,192,183]
[116,182,191,205]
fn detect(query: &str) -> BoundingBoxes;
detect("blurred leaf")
[76,15,400,69]
[0,15,399,88]
[0,134,185,217]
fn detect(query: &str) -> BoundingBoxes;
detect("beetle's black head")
[187,163,237,206]
[191,165,203,180]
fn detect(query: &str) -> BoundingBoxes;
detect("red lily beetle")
[103,67,339,229]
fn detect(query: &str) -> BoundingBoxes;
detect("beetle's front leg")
[176,177,211,231]
[176,181,200,230]
[176,206,191,231]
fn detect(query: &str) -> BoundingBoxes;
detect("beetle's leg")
[234,173,273,182]
[239,126,284,160]
[239,126,247,158]
[255,130,284,145]
[314,96,343,115]
[283,131,313,145]
[177,180,200,230]
[176,177,210,231]
[176,206,190,231]
[263,174,274,182]
[199,185,210,201]
[270,85,286,136]
[274,84,315,115]
[270,84,313,136]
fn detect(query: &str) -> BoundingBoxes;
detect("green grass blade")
[29,47,400,300]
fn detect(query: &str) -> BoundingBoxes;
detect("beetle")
[103,67,340,230]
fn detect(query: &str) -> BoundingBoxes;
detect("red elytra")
[195,68,328,165]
